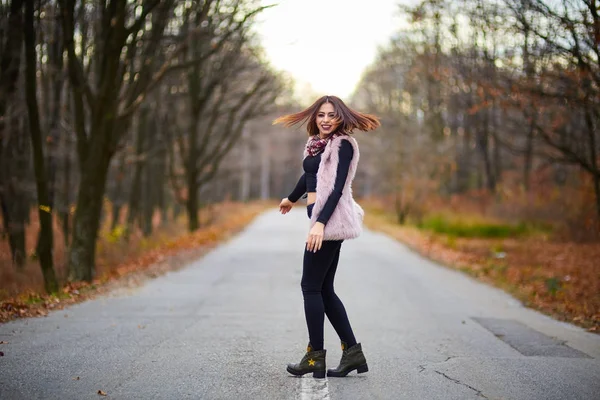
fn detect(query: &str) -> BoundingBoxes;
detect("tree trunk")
[186,116,200,231]
[462,97,475,192]
[126,110,148,238]
[68,98,121,282]
[141,116,156,237]
[0,112,29,267]
[24,0,58,292]
[522,32,535,192]
[583,102,600,222]
[45,2,64,215]
[173,202,182,220]
[111,203,123,231]
[395,192,409,225]
[60,181,70,247]
[0,0,26,267]
[593,173,600,226]
[239,130,251,201]
[427,18,444,141]
[491,99,501,187]
[0,191,26,267]
[477,110,496,192]
[60,105,72,247]
[156,122,168,226]
[523,111,535,191]
[109,151,127,230]
[260,134,270,200]
[0,0,24,124]
[457,126,471,193]
[68,149,112,281]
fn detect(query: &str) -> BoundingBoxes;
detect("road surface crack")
[417,355,457,373]
[434,370,488,399]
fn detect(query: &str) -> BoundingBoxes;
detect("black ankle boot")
[287,344,327,378]
[327,341,368,377]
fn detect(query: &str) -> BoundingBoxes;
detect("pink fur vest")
[304,134,364,240]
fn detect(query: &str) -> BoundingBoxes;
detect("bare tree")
[161,1,281,231]
[354,0,599,232]
[23,0,58,292]
[59,0,181,281]
[0,0,27,267]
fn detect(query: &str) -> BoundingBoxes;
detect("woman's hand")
[279,197,294,214]
[306,222,325,253]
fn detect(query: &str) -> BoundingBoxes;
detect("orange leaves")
[0,201,272,324]
[363,203,600,333]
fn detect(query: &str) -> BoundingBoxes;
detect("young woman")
[274,95,380,378]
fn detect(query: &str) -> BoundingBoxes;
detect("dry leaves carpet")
[0,201,272,323]
[364,209,600,333]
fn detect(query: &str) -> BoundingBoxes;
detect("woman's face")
[315,102,338,137]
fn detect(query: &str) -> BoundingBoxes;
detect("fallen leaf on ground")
[97,389,107,396]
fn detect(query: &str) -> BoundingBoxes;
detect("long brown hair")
[273,95,380,136]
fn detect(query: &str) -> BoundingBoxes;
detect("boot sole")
[287,366,326,379]
[327,363,368,377]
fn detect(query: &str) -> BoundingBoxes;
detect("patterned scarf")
[306,133,340,157]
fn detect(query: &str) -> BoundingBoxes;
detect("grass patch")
[22,293,45,305]
[51,291,73,301]
[417,214,528,238]
[545,277,562,297]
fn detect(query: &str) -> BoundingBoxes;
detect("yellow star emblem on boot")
[308,359,315,366]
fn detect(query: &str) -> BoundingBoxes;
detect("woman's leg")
[301,240,342,351]
[322,244,357,347]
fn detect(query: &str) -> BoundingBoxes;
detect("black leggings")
[302,204,357,351]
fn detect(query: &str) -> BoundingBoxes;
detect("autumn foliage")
[363,189,600,333]
[0,201,271,323]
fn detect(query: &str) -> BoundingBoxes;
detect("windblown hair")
[273,95,380,136]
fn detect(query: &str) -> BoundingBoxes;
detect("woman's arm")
[287,173,307,203]
[316,140,354,225]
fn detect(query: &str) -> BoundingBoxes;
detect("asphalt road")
[1,208,599,400]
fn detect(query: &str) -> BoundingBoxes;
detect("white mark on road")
[300,376,331,400]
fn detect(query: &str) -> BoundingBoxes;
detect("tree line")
[352,0,599,234]
[0,0,288,292]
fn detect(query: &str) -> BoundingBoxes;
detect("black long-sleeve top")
[287,140,354,225]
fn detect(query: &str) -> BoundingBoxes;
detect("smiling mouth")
[321,125,332,130]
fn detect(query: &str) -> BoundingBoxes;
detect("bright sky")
[256,0,406,103]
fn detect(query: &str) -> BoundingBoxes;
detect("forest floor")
[0,201,272,323]
[363,205,600,333]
